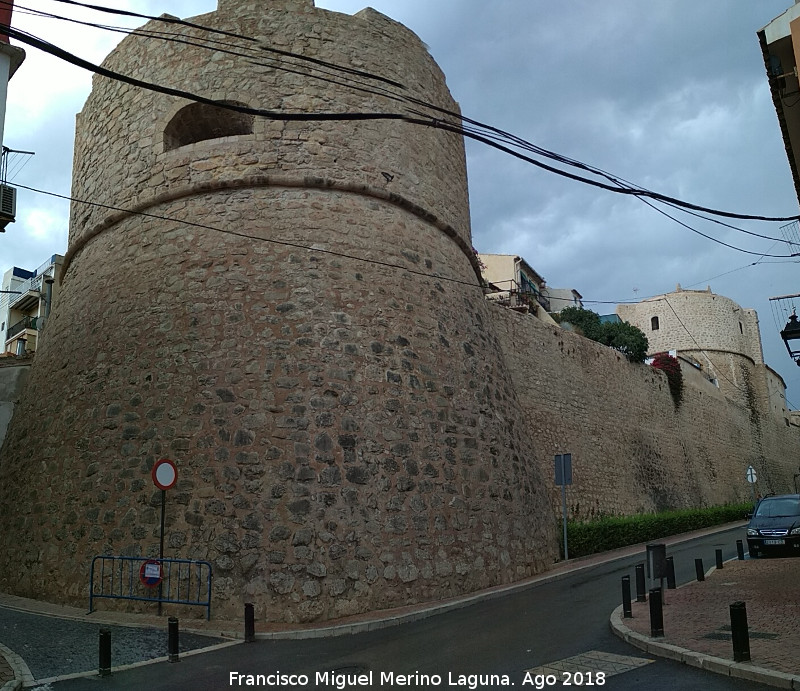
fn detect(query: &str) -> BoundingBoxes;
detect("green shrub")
[562,503,751,559]
[557,306,648,363]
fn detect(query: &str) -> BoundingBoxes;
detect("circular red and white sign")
[139,559,163,588]
[152,458,178,491]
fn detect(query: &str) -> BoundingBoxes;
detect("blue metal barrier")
[89,555,212,620]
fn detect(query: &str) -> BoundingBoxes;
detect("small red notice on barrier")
[139,559,163,588]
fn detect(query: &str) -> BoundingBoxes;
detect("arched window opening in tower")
[651,316,660,331]
[164,101,255,151]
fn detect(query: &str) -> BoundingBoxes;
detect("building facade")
[0,255,62,356]
[543,287,583,313]
[759,3,800,205]
[479,253,556,323]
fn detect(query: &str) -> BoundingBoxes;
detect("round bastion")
[617,287,765,405]
[0,0,557,622]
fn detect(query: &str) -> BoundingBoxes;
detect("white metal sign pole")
[746,465,757,506]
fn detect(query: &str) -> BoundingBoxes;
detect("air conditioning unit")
[0,184,16,231]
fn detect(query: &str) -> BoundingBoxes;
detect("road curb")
[610,605,800,689]
[244,522,749,640]
[0,640,32,691]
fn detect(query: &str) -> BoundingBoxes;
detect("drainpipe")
[44,277,53,317]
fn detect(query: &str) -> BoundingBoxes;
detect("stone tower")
[617,287,767,408]
[0,0,557,622]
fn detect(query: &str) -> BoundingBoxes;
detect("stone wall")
[0,0,557,623]
[617,289,764,364]
[618,289,769,407]
[1,0,798,626]
[492,306,800,519]
[0,358,31,451]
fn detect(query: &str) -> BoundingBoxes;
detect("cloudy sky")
[4,0,800,406]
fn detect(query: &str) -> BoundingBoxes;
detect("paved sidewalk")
[0,521,750,688]
[612,557,800,688]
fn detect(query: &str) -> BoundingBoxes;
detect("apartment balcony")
[6,315,41,341]
[8,274,44,312]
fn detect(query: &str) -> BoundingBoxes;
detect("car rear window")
[755,497,800,517]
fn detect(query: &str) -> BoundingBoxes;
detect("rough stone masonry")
[0,0,557,622]
[2,0,797,625]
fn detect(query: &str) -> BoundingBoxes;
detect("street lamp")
[780,310,800,366]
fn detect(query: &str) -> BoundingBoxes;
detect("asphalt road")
[44,525,769,690]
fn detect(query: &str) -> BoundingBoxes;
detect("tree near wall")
[556,307,648,363]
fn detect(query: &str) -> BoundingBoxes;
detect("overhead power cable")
[38,0,406,88]
[12,181,482,289]
[6,6,800,251]
[31,4,799,215]
[2,24,417,124]
[7,3,800,227]
[7,0,411,102]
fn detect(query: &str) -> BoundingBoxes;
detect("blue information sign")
[555,453,573,486]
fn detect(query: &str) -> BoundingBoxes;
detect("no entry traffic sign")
[152,458,178,491]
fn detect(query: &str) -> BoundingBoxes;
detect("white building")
[1,254,62,356]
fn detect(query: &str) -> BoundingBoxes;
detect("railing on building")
[485,279,550,313]
[89,555,213,620]
[5,256,60,310]
[6,315,40,341]
[8,274,44,305]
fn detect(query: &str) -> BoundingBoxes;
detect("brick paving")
[622,558,800,677]
[0,656,13,690]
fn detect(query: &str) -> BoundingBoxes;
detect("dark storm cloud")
[4,0,800,402]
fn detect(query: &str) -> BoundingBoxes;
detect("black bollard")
[621,576,632,618]
[649,587,664,637]
[666,556,676,590]
[635,563,647,602]
[716,548,724,570]
[168,617,180,663]
[245,602,255,643]
[695,558,705,582]
[736,540,745,561]
[98,628,111,677]
[730,601,751,662]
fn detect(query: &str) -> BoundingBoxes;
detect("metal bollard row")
[635,563,646,602]
[621,576,632,618]
[168,617,180,663]
[245,602,255,642]
[99,628,111,677]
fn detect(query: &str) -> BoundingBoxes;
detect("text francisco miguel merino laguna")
[229,671,531,688]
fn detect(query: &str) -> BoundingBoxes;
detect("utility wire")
[2,24,419,124]
[7,1,413,103]
[36,0,407,88]
[11,181,483,289]
[4,10,800,226]
[11,184,797,408]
